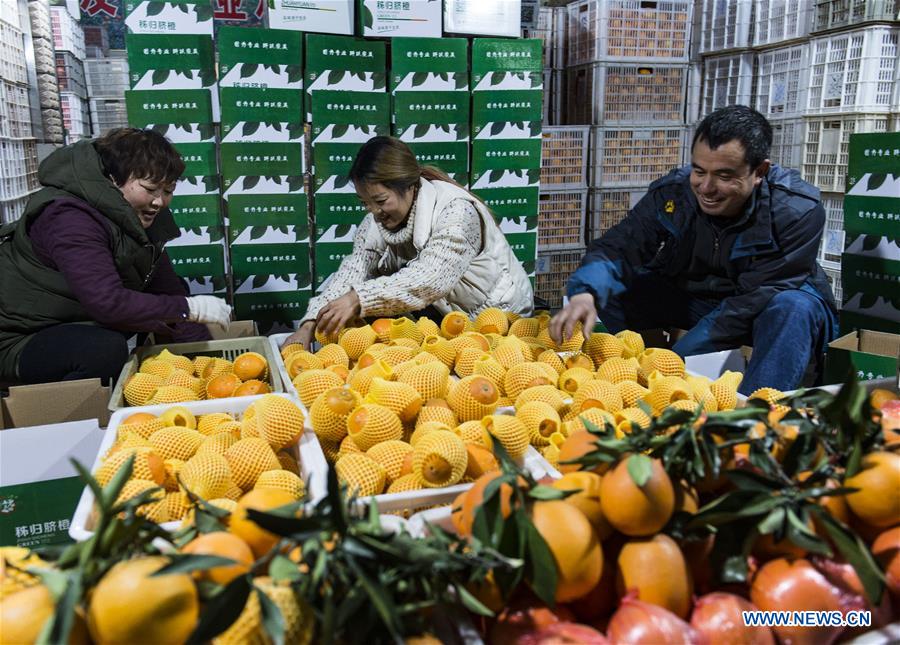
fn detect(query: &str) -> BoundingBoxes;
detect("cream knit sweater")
[302,198,482,323]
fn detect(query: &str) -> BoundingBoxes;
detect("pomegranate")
[606,596,708,644]
[690,592,774,644]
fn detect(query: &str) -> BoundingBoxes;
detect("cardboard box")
[125,33,215,90]
[472,90,543,139]
[825,330,900,384]
[315,222,359,243]
[444,0,523,38]
[305,34,387,118]
[125,88,214,126]
[183,276,228,295]
[220,87,305,143]
[505,231,538,272]
[842,235,900,300]
[0,419,104,547]
[314,192,369,228]
[208,320,259,340]
[232,288,313,323]
[267,0,354,35]
[1,380,111,430]
[217,26,303,90]
[473,185,539,219]
[315,241,355,288]
[392,90,469,143]
[167,242,227,278]
[471,139,542,186]
[169,193,223,231]
[219,142,306,182]
[172,142,218,177]
[228,192,309,242]
[358,0,441,38]
[840,305,900,335]
[390,37,468,92]
[471,38,543,88]
[123,0,214,36]
[406,141,469,186]
[310,90,390,143]
[229,242,312,280]
[847,131,900,186]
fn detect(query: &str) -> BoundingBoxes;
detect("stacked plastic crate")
[51,6,89,143]
[218,26,309,329]
[123,1,223,298]
[85,52,130,136]
[526,5,566,126]
[28,0,62,144]
[0,0,38,224]
[470,38,544,288]
[307,34,388,313]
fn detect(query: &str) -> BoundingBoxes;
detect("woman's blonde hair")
[349,136,469,196]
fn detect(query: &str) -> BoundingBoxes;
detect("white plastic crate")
[60,92,90,141]
[823,265,843,306]
[0,21,26,84]
[818,192,846,267]
[802,113,892,192]
[55,51,87,98]
[697,0,753,53]
[590,125,686,188]
[537,189,588,250]
[806,26,899,115]
[566,0,693,66]
[752,0,814,47]
[587,187,647,241]
[754,43,811,119]
[524,6,566,70]
[0,0,20,28]
[769,117,805,169]
[536,247,586,311]
[68,393,329,542]
[814,0,900,31]
[89,98,128,136]
[0,138,36,200]
[0,79,32,139]
[0,193,31,224]
[85,56,129,98]
[700,52,755,119]
[565,62,688,126]
[50,6,86,59]
[540,126,589,190]
[542,69,564,126]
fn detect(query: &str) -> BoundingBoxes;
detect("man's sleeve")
[673,202,825,355]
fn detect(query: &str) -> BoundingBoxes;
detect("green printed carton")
[125,89,215,142]
[220,142,306,185]
[126,34,214,90]
[219,87,304,142]
[169,193,223,231]
[847,132,900,186]
[406,141,468,186]
[471,90,543,139]
[232,287,313,324]
[314,241,355,288]
[312,142,358,192]
[217,26,303,90]
[228,193,310,245]
[390,37,468,92]
[825,330,899,383]
[842,235,900,302]
[392,91,469,143]
[471,138,542,187]
[230,242,312,279]
[358,0,441,38]
[167,242,227,278]
[310,90,390,143]
[314,192,368,231]
[504,232,538,274]
[305,34,387,119]
[471,39,543,91]
[124,0,214,36]
[173,142,217,176]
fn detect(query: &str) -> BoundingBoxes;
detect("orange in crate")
[232,352,268,381]
[206,373,242,399]
[440,311,470,338]
[448,375,500,422]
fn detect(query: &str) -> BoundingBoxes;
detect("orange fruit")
[844,451,900,528]
[447,375,499,422]
[531,500,603,602]
[230,489,296,558]
[440,311,469,339]
[124,412,157,425]
[453,471,519,537]
[552,471,612,540]
[0,584,59,644]
[233,353,268,382]
[371,318,393,343]
[181,531,253,585]
[872,527,900,597]
[309,387,363,443]
[464,443,499,480]
[557,430,604,475]
[600,455,675,536]
[616,533,692,618]
[233,380,271,397]
[870,388,898,411]
[207,373,242,399]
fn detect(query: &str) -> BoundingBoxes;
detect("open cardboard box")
[0,419,104,547]
[1,378,111,430]
[825,330,899,385]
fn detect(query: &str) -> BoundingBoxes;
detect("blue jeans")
[598,273,837,395]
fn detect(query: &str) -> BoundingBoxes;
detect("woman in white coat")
[284,136,533,349]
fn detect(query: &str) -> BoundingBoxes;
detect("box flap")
[0,419,103,486]
[859,330,900,358]
[210,320,258,340]
[829,331,861,351]
[2,379,111,429]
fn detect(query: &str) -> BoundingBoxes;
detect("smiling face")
[690,138,769,219]
[118,176,176,229]
[356,181,416,231]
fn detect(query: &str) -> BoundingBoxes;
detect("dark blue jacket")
[567,164,837,353]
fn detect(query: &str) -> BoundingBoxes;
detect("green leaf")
[242,176,260,191]
[527,485,567,501]
[100,454,136,509]
[454,583,494,617]
[757,507,786,536]
[187,575,252,644]
[490,122,505,136]
[151,554,239,576]
[195,4,213,21]
[327,70,345,85]
[332,124,349,139]
[725,469,781,492]
[522,514,558,607]
[256,587,286,645]
[286,65,303,84]
[816,510,885,605]
[414,124,430,140]
[346,556,401,638]
[411,72,428,88]
[626,454,653,487]
[42,575,81,645]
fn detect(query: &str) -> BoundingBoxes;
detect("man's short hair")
[95,127,184,186]
[692,106,773,169]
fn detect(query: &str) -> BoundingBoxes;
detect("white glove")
[186,295,232,331]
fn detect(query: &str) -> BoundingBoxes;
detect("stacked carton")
[307,34,387,297]
[358,0,442,38]
[217,26,309,327]
[470,38,543,281]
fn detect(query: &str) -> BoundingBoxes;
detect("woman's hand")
[281,320,316,351]
[316,290,361,337]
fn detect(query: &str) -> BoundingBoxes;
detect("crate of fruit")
[587,186,646,242]
[536,247,586,311]
[590,125,686,188]
[109,337,284,411]
[540,126,589,191]
[69,393,328,541]
[538,189,588,250]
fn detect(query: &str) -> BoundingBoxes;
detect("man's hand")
[549,293,597,344]
[281,320,315,351]
[316,290,361,337]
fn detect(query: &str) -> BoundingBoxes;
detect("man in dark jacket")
[550,106,838,395]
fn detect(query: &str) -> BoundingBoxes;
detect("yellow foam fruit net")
[453,346,485,378]
[420,335,457,368]
[508,317,540,339]
[389,317,424,345]
[366,440,414,486]
[415,404,457,429]
[515,385,567,413]
[196,432,238,457]
[140,359,175,379]
[339,435,364,459]
[318,439,341,464]
[277,450,299,473]
[255,470,305,499]
[749,387,786,405]
[482,415,529,459]
[116,418,165,440]
[293,369,344,409]
[202,357,234,380]
[491,338,527,370]
[180,452,234,500]
[112,432,152,452]
[148,426,204,461]
[378,346,417,367]
[347,403,404,451]
[162,458,184,491]
[165,492,190,521]
[409,421,453,447]
[95,447,165,486]
[448,375,500,422]
[155,349,194,373]
[397,362,450,401]
[666,399,703,414]
[285,351,324,380]
[617,380,649,408]
[149,385,200,405]
[558,367,594,394]
[638,348,686,383]
[348,360,394,397]
[454,420,485,444]
[365,377,423,423]
[116,479,168,523]
[584,333,625,367]
[387,473,422,494]
[192,355,213,378]
[417,316,440,338]
[642,375,693,414]
[615,329,645,359]
[310,387,362,443]
[315,327,341,346]
[412,430,467,488]
[338,325,378,360]
[504,362,554,399]
[536,349,566,375]
[516,401,562,446]
[595,356,639,384]
[197,413,237,436]
[555,324,585,353]
[472,354,507,393]
[224,437,281,490]
[335,453,386,497]
[615,407,652,433]
[254,395,305,450]
[573,379,624,414]
[124,373,164,406]
[315,343,350,369]
[567,408,616,434]
[474,307,509,335]
[159,405,197,429]
[439,311,470,339]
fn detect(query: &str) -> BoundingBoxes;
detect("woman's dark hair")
[348,136,455,193]
[95,127,185,186]
[692,105,773,169]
